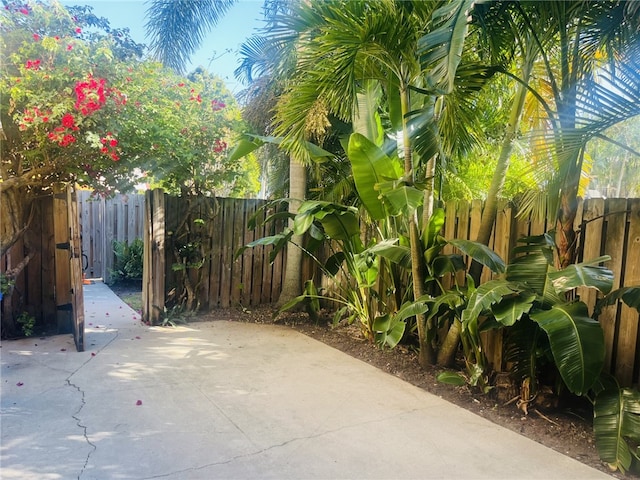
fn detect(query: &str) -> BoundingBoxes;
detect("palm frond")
[146,0,236,73]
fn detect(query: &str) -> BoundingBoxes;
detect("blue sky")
[60,0,265,95]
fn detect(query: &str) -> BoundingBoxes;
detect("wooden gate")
[53,185,85,351]
[77,191,145,283]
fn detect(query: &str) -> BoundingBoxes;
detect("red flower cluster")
[19,107,50,130]
[100,133,120,161]
[25,59,41,70]
[75,76,106,115]
[47,112,79,147]
[213,139,227,153]
[211,99,226,111]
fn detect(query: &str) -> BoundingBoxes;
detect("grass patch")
[119,293,142,312]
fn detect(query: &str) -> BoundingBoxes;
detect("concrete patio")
[1,282,612,479]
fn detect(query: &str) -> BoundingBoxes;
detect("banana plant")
[462,234,612,396]
[592,373,640,475]
[369,207,505,371]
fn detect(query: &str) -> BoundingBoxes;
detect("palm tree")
[145,0,236,74]
[271,0,474,367]
[470,0,640,276]
[146,0,315,305]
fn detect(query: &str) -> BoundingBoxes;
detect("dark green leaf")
[594,375,640,474]
[437,371,467,386]
[449,239,506,274]
[548,256,613,294]
[531,302,604,396]
[462,280,520,325]
[491,294,536,327]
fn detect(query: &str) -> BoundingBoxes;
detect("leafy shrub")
[110,239,144,283]
[17,312,35,337]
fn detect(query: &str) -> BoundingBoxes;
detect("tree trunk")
[401,84,436,368]
[277,154,307,305]
[470,61,532,284]
[437,318,462,366]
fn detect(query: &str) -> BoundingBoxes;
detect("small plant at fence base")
[110,239,143,284]
[17,312,35,337]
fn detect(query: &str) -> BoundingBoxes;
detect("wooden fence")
[77,191,145,283]
[142,190,286,325]
[439,198,640,386]
[141,193,638,385]
[1,185,85,350]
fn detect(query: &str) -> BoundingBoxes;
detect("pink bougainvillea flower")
[25,59,41,70]
[91,352,96,357]
[211,99,226,111]
[135,336,141,339]
[61,113,75,128]
[16,382,24,386]
[67,44,73,51]
[110,139,118,147]
[136,400,142,406]
[33,33,40,41]
[19,7,28,14]
[74,76,106,115]
[75,27,82,34]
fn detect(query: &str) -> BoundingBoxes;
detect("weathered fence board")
[142,191,286,325]
[77,191,145,282]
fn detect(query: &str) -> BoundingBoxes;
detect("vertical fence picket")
[615,199,640,385]
[598,199,630,373]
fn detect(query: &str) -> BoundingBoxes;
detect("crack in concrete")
[66,378,97,480]
[140,409,428,479]
[65,329,120,479]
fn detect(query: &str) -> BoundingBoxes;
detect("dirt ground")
[110,286,627,478]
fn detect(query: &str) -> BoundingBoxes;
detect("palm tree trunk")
[277,154,307,305]
[401,84,435,367]
[470,62,532,283]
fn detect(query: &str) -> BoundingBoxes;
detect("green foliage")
[17,312,35,337]
[159,304,193,327]
[462,235,612,397]
[593,375,640,475]
[110,239,143,283]
[1,0,257,198]
[0,274,15,295]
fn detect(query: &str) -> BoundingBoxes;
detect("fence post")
[142,189,165,325]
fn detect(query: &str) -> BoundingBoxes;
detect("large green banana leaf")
[348,133,403,220]
[228,133,334,162]
[293,201,360,242]
[598,286,640,313]
[448,238,505,274]
[491,294,536,327]
[461,279,521,325]
[594,375,640,474]
[547,255,613,294]
[353,80,384,147]
[506,251,552,297]
[531,302,604,396]
[367,240,412,269]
